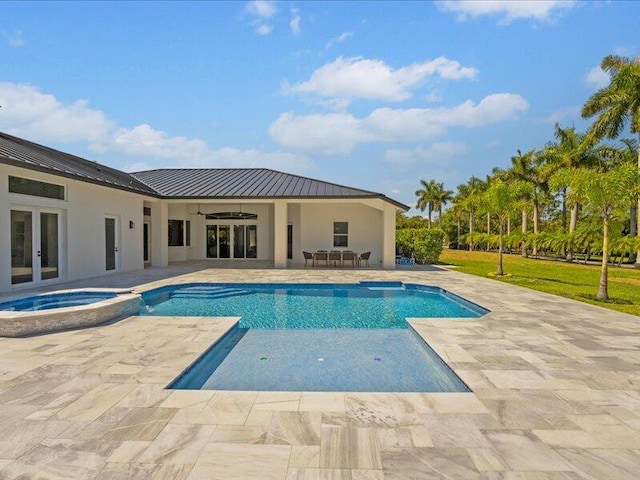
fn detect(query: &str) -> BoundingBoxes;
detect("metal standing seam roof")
[0,131,409,210]
[0,132,157,196]
[130,168,408,209]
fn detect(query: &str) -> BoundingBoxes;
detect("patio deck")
[0,265,639,479]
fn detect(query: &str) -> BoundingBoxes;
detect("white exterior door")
[10,207,62,286]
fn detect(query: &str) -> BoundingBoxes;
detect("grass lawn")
[440,249,640,316]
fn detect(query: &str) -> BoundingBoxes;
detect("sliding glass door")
[11,208,60,285]
[206,223,257,259]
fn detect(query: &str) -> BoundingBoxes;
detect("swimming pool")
[170,326,470,392]
[141,282,487,328]
[0,291,118,312]
[155,282,483,392]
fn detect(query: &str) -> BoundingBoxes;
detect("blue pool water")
[171,326,470,392]
[141,282,486,329]
[0,291,118,312]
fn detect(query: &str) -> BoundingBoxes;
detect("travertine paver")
[0,264,639,479]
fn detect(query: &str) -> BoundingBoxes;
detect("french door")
[206,223,257,259]
[10,208,61,285]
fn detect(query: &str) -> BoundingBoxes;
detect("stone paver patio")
[1,264,639,479]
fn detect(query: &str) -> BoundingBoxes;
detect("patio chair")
[329,250,342,267]
[303,251,314,267]
[314,250,329,267]
[342,251,357,268]
[359,251,371,267]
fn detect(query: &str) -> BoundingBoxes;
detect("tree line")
[410,54,640,301]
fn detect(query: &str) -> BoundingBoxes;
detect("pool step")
[170,289,253,301]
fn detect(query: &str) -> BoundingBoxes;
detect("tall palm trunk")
[497,219,504,276]
[427,206,432,229]
[507,216,511,235]
[487,212,491,233]
[567,204,579,262]
[597,216,610,300]
[456,217,461,248]
[532,201,539,257]
[468,211,475,251]
[521,209,528,257]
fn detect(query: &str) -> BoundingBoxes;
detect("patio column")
[382,202,396,269]
[273,200,288,268]
[151,201,169,267]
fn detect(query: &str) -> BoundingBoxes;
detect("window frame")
[8,175,66,201]
[333,221,348,248]
[168,219,185,247]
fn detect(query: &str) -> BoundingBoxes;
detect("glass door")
[40,212,59,280]
[206,223,258,259]
[218,225,231,258]
[11,208,61,285]
[143,222,150,263]
[234,225,246,259]
[11,210,33,284]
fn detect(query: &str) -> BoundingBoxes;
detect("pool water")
[0,291,118,312]
[171,326,469,392]
[141,282,486,329]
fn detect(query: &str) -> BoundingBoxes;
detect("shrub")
[396,228,446,264]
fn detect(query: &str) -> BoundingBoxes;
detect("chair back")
[303,251,313,260]
[360,251,371,260]
[329,251,341,261]
[315,251,328,260]
[342,252,356,261]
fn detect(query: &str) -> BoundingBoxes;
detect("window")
[205,212,257,220]
[168,220,184,246]
[143,207,151,216]
[333,222,348,248]
[9,176,65,200]
[185,220,191,246]
[287,225,293,260]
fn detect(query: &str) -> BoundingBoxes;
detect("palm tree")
[551,163,639,300]
[482,179,528,275]
[432,183,454,222]
[415,179,439,228]
[456,176,486,250]
[539,124,603,260]
[582,54,640,268]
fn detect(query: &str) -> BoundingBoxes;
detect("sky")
[0,1,638,212]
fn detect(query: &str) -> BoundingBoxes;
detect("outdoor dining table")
[312,250,360,267]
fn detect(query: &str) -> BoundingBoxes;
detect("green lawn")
[440,249,640,316]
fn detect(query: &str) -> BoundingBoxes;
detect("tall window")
[168,220,184,246]
[185,221,191,246]
[333,222,348,247]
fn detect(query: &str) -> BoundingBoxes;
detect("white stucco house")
[0,132,408,293]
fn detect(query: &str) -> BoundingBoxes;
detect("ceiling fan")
[189,204,206,216]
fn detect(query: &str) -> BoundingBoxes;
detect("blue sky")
[0,1,637,211]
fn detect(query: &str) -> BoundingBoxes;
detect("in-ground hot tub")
[0,289,142,337]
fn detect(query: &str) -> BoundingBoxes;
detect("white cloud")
[537,104,581,124]
[245,0,276,19]
[2,29,25,47]
[585,65,609,89]
[270,93,529,154]
[325,31,353,49]
[290,8,301,34]
[0,82,113,143]
[437,0,575,25]
[385,142,469,166]
[244,0,277,35]
[0,82,312,173]
[256,24,274,35]
[288,56,477,103]
[424,91,443,102]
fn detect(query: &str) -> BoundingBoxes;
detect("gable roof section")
[130,168,408,209]
[0,131,409,210]
[0,132,157,196]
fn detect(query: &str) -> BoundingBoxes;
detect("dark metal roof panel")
[0,132,157,196]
